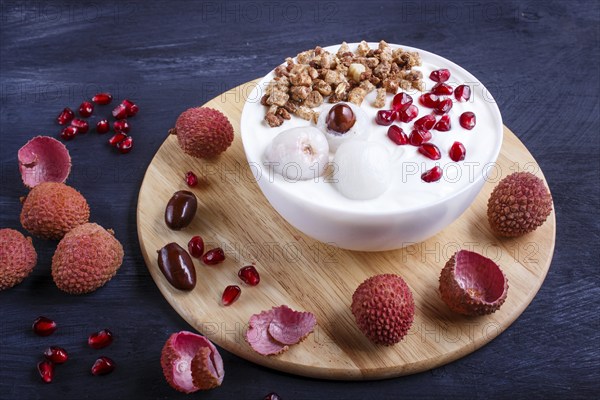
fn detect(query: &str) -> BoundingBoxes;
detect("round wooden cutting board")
[137,80,556,380]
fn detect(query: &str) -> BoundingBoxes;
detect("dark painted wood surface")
[0,1,598,398]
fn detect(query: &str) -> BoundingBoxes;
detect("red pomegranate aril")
[375,110,396,126]
[71,118,89,133]
[96,119,110,134]
[78,101,94,118]
[121,99,139,117]
[221,285,241,306]
[429,68,450,83]
[460,111,476,130]
[238,265,260,286]
[434,98,453,115]
[37,360,54,383]
[202,248,225,265]
[391,92,413,112]
[91,356,115,376]
[264,393,282,400]
[409,129,432,146]
[455,85,471,102]
[414,114,436,131]
[112,103,128,119]
[188,236,205,258]
[108,132,127,147]
[33,316,57,336]
[422,166,443,182]
[432,82,454,96]
[419,93,439,108]
[113,119,130,134]
[397,104,419,123]
[185,171,198,187]
[418,143,442,160]
[57,107,74,125]
[88,329,113,349]
[92,92,113,105]
[60,126,78,141]
[387,125,408,145]
[449,141,466,161]
[433,114,451,131]
[43,346,68,364]
[117,136,133,154]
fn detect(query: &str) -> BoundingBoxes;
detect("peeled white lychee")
[316,102,369,152]
[333,140,392,200]
[264,127,329,181]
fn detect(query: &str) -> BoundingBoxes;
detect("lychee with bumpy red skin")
[161,331,224,393]
[487,172,552,237]
[439,250,508,316]
[51,223,124,294]
[171,107,234,159]
[0,229,37,290]
[20,182,90,240]
[351,274,415,346]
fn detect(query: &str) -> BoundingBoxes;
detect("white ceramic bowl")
[241,43,503,251]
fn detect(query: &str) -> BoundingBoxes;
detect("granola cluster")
[262,40,424,128]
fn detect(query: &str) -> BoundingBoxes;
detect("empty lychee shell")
[246,309,288,356]
[160,331,224,393]
[18,136,71,188]
[439,250,508,316]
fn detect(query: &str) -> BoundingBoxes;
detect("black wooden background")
[1,1,598,399]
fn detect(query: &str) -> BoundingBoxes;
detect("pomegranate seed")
[91,356,115,376]
[429,69,450,83]
[449,141,466,161]
[121,99,139,117]
[221,285,241,306]
[422,166,443,182]
[33,316,57,336]
[431,82,454,96]
[433,114,451,131]
[391,92,413,112]
[455,85,471,102]
[408,129,432,146]
[43,346,68,364]
[113,119,130,134]
[78,101,94,118]
[387,125,408,145]
[185,171,198,187]
[112,103,128,119]
[202,248,225,265]
[397,104,419,123]
[71,118,89,133]
[414,114,436,131]
[57,107,74,125]
[88,329,113,349]
[117,136,133,154]
[37,360,54,383]
[459,112,476,130]
[375,110,396,126]
[96,119,110,134]
[188,236,205,258]
[108,132,127,147]
[434,98,453,115]
[264,393,282,400]
[60,126,78,141]
[418,143,442,160]
[419,93,440,108]
[238,265,260,286]
[92,93,112,105]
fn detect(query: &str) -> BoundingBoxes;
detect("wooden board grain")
[136,80,556,380]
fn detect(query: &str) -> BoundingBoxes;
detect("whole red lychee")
[351,274,415,346]
[171,107,234,159]
[439,250,508,316]
[160,331,224,393]
[0,228,37,290]
[487,172,552,237]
